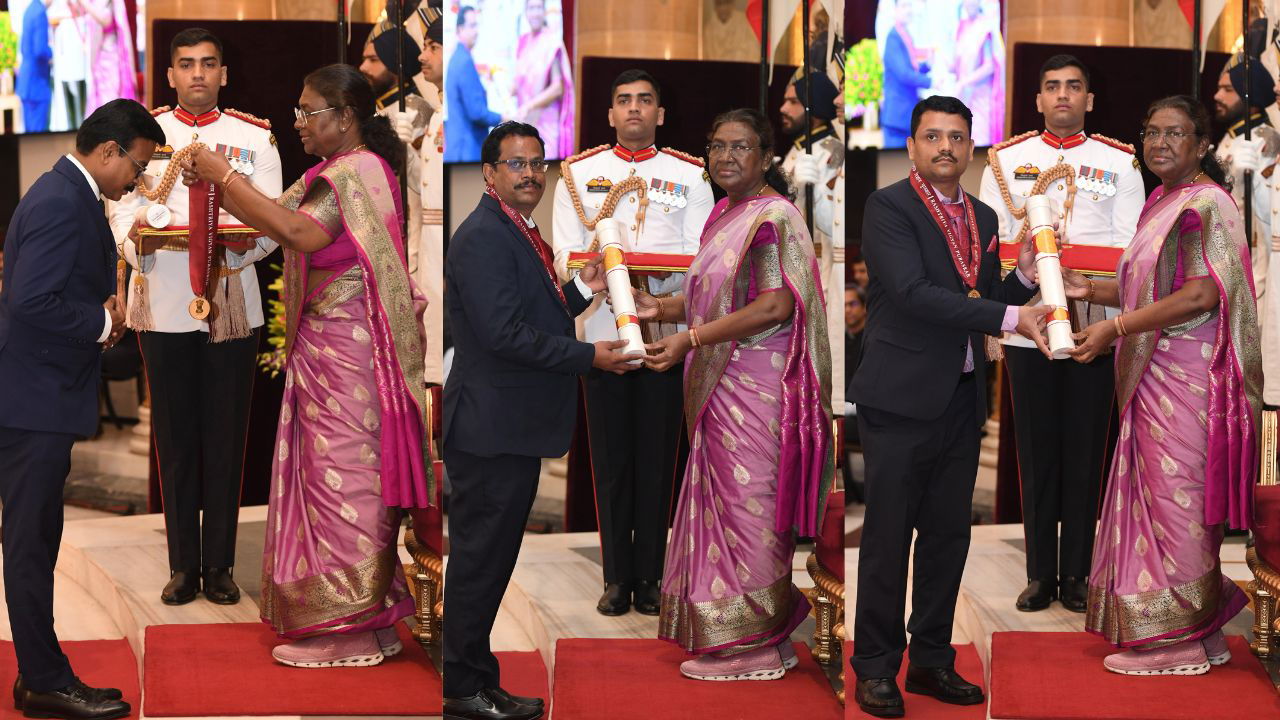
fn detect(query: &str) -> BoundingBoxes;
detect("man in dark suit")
[0,99,162,720]
[850,96,1048,718]
[442,122,636,720]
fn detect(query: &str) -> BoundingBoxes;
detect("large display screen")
[443,0,576,163]
[873,0,1005,148]
[1,0,144,135]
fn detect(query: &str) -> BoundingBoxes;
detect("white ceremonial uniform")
[1216,113,1277,291]
[110,106,282,332]
[828,165,845,408]
[418,92,445,384]
[781,125,842,260]
[979,130,1144,349]
[375,85,430,273]
[1247,151,1280,405]
[552,144,714,344]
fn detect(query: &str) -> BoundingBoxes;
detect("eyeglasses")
[1139,129,1199,143]
[492,158,549,173]
[115,142,147,180]
[706,143,761,159]
[294,106,338,126]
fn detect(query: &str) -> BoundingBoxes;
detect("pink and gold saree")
[1086,181,1261,649]
[259,149,435,638]
[659,194,834,655]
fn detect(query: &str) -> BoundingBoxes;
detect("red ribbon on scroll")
[187,179,222,320]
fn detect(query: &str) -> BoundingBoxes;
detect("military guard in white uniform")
[552,69,713,617]
[780,71,843,408]
[414,4,445,385]
[109,28,281,607]
[978,55,1142,615]
[1212,55,1277,291]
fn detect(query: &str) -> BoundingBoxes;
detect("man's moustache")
[516,182,541,190]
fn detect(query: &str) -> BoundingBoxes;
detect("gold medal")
[968,289,980,298]
[189,297,211,320]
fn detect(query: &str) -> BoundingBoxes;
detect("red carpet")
[496,650,550,706]
[143,623,441,716]
[0,639,138,719]
[989,632,1280,719]
[846,642,987,719]
[550,639,841,719]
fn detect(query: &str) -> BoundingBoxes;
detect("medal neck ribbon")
[909,166,981,292]
[485,185,568,307]
[188,179,222,314]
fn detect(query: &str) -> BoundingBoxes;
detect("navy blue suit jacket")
[851,178,1037,425]
[0,157,114,437]
[444,44,502,163]
[444,193,595,458]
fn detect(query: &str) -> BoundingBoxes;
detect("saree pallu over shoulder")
[1114,186,1261,529]
[277,151,434,509]
[684,197,834,536]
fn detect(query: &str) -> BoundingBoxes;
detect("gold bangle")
[220,168,238,186]
[1086,277,1096,303]
[689,327,701,348]
[1114,315,1127,337]
[224,173,244,192]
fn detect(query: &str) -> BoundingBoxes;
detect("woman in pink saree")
[79,0,138,113]
[185,64,434,668]
[513,0,575,159]
[1066,95,1261,676]
[637,109,834,681]
[952,0,1004,147]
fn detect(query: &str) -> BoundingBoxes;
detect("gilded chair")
[1248,409,1280,659]
[405,386,444,647]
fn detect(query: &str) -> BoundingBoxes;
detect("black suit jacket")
[0,157,114,438]
[444,193,596,458]
[851,177,1037,424]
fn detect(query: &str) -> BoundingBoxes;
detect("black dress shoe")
[904,664,985,705]
[160,570,200,605]
[633,580,661,616]
[596,582,631,616]
[487,687,544,709]
[1015,579,1057,612]
[202,567,241,605]
[443,687,542,720]
[20,679,130,720]
[1059,576,1088,613]
[854,677,904,718]
[14,675,122,708]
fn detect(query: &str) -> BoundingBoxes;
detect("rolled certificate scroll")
[595,218,645,364]
[1025,195,1073,359]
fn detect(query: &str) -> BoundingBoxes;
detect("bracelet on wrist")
[689,327,701,348]
[1086,277,1096,303]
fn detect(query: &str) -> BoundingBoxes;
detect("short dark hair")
[610,69,661,105]
[909,95,972,137]
[481,121,545,165]
[75,99,166,155]
[170,27,223,63]
[458,6,476,27]
[1039,54,1089,90]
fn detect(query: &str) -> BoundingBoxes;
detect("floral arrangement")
[257,265,287,376]
[844,39,882,120]
[0,14,17,75]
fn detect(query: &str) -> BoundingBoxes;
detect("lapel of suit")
[908,188,965,293]
[485,198,570,318]
[55,157,116,289]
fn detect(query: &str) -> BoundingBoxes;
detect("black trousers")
[138,329,258,571]
[582,366,683,585]
[442,446,540,698]
[1004,345,1114,582]
[0,426,76,692]
[852,373,979,680]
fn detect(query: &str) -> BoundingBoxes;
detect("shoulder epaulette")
[563,144,610,165]
[661,147,705,167]
[992,130,1037,152]
[1090,133,1135,154]
[150,105,171,117]
[224,108,271,130]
